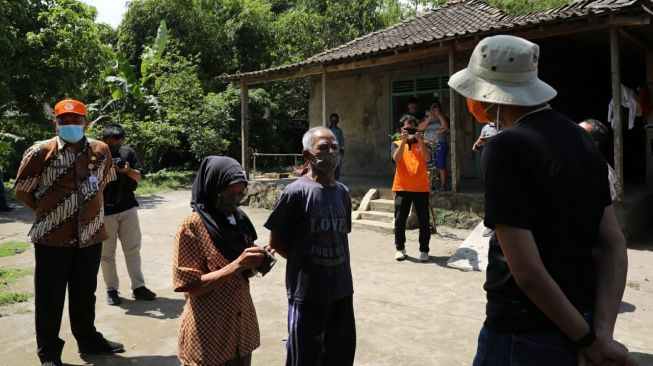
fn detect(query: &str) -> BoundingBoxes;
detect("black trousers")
[286,296,356,366]
[394,191,431,253]
[35,243,105,362]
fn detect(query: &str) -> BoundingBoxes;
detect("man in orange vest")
[391,114,432,262]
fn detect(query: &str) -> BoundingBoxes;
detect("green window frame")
[390,75,450,134]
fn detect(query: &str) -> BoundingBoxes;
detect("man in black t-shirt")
[101,124,156,305]
[449,35,635,365]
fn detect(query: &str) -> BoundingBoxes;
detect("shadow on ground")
[619,301,636,314]
[118,296,184,320]
[405,255,453,269]
[136,195,167,210]
[0,203,34,225]
[631,352,653,365]
[78,354,180,365]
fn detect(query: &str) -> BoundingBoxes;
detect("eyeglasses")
[55,115,86,125]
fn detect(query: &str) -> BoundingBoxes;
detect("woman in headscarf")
[173,156,268,366]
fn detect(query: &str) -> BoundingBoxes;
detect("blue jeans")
[472,326,577,366]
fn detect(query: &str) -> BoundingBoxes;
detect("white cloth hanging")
[608,84,638,130]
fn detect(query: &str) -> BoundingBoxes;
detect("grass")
[0,268,33,306]
[135,169,195,196]
[434,208,482,230]
[0,241,30,258]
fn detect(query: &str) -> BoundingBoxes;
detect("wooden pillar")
[449,46,460,193]
[646,50,653,187]
[610,27,624,201]
[322,70,327,126]
[241,81,250,177]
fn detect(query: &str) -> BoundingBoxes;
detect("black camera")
[114,158,127,169]
[405,127,418,135]
[257,250,277,276]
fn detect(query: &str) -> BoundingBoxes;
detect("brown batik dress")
[173,212,260,366]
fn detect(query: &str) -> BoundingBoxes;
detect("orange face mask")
[467,98,492,124]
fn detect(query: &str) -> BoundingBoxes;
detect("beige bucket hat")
[448,35,557,106]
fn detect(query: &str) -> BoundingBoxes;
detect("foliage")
[0,242,30,258]
[0,0,113,175]
[2,0,576,178]
[135,169,196,195]
[488,0,574,14]
[434,208,481,230]
[3,179,14,200]
[89,20,169,124]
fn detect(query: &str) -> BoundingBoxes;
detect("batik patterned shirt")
[14,136,116,247]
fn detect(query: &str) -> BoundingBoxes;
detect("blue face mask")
[58,125,85,143]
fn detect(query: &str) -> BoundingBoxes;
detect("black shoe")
[107,290,121,306]
[78,338,125,354]
[0,206,14,212]
[133,286,156,301]
[41,360,63,366]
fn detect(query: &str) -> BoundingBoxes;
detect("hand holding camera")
[404,127,418,142]
[114,158,130,173]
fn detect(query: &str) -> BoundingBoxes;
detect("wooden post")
[449,46,460,193]
[322,70,327,126]
[646,50,653,187]
[610,27,624,201]
[241,81,250,177]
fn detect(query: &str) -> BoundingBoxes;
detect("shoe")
[438,186,446,192]
[419,252,430,262]
[0,206,14,212]
[107,290,121,306]
[78,339,125,354]
[41,361,63,366]
[482,227,495,237]
[394,249,406,261]
[133,286,156,300]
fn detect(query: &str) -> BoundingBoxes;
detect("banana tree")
[89,20,168,125]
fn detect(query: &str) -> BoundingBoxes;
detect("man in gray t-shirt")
[266,126,355,366]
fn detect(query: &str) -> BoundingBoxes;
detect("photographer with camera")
[173,156,275,366]
[392,115,432,262]
[101,123,155,305]
[418,101,449,192]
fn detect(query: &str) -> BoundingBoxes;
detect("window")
[390,75,449,133]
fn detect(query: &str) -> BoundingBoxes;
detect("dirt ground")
[0,190,651,366]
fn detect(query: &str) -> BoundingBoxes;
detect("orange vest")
[392,140,430,192]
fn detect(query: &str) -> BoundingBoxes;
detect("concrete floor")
[0,190,652,366]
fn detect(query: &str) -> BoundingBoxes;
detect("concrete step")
[368,199,394,213]
[360,211,394,223]
[352,219,394,234]
[377,188,395,200]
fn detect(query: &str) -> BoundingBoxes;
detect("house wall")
[308,58,478,179]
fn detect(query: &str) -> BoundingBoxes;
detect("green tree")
[0,0,113,175]
[118,0,276,90]
[488,0,574,14]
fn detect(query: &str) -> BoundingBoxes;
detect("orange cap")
[54,99,87,117]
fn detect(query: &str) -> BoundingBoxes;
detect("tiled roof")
[219,0,649,82]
